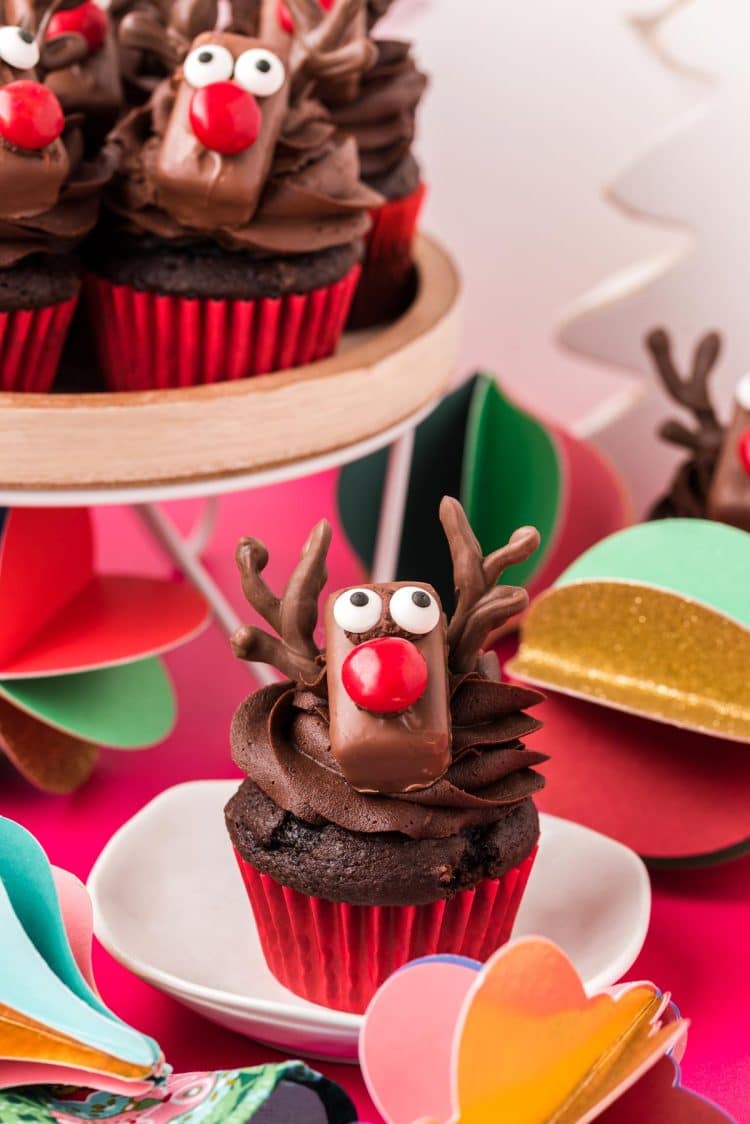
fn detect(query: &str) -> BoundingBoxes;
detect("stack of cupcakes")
[225,497,547,1014]
[0,0,429,392]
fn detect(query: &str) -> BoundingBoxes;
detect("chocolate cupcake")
[225,497,547,1014]
[7,0,124,148]
[325,35,426,326]
[85,0,381,390]
[0,4,112,390]
[237,0,427,326]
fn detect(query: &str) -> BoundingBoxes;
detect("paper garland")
[509,519,750,742]
[0,508,209,792]
[360,940,734,1123]
[0,817,357,1123]
[337,373,630,614]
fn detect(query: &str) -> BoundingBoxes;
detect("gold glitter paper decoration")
[509,581,750,741]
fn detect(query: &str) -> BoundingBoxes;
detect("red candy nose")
[0,81,64,152]
[189,82,261,156]
[342,636,428,715]
[738,427,750,476]
[47,2,108,52]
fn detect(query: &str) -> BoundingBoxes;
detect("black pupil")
[256,58,271,72]
[19,29,33,43]
[350,591,369,607]
[198,50,213,63]
[412,591,431,609]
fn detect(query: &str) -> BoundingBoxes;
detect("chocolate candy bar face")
[707,389,750,532]
[325,582,452,794]
[155,31,288,230]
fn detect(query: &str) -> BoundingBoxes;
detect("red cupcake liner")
[84,265,361,391]
[349,183,426,327]
[234,846,536,1014]
[367,181,427,263]
[0,295,78,392]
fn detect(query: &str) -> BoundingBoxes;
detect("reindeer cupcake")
[230,0,428,327]
[648,328,750,530]
[0,0,113,390]
[85,0,381,390]
[225,497,547,1014]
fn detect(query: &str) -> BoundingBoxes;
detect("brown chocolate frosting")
[231,665,546,842]
[0,126,113,267]
[105,77,381,254]
[327,38,426,185]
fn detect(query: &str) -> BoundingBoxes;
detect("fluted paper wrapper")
[85,266,361,391]
[234,846,536,1014]
[349,183,426,329]
[0,296,78,392]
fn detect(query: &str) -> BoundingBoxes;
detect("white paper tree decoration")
[558,3,750,510]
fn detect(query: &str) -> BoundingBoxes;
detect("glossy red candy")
[342,636,428,714]
[0,81,64,151]
[277,0,333,32]
[189,82,261,155]
[47,2,108,52]
[738,427,750,476]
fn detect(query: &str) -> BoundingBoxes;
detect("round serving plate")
[0,236,460,492]
[88,781,651,1062]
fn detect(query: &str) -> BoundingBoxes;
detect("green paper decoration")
[0,660,176,750]
[337,374,563,608]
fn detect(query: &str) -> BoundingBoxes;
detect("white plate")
[89,780,651,1062]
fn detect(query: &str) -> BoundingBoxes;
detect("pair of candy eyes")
[333,587,441,635]
[184,45,285,97]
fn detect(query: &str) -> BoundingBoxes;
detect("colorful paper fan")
[509,518,750,743]
[0,507,210,793]
[0,817,357,1123]
[337,373,630,614]
[360,940,734,1124]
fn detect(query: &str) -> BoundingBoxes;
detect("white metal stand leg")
[134,428,416,683]
[134,502,279,687]
[185,497,220,557]
[371,429,415,583]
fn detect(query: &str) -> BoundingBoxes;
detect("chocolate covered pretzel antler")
[648,328,724,519]
[232,520,331,684]
[440,496,540,676]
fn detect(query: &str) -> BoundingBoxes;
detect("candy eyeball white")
[389,586,440,635]
[93,0,111,10]
[333,588,383,633]
[0,26,40,70]
[736,373,750,411]
[234,48,285,97]
[184,42,234,88]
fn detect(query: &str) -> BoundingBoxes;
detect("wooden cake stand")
[0,235,462,684]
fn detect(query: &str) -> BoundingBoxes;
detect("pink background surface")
[0,477,747,1122]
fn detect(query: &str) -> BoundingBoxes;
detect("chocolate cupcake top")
[105,0,381,255]
[0,0,113,266]
[326,38,426,191]
[230,497,546,843]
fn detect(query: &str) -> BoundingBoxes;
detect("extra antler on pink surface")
[440,496,540,675]
[647,327,723,455]
[231,519,331,683]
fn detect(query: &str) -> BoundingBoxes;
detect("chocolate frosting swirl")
[105,78,381,254]
[0,126,114,268]
[328,39,426,183]
[231,666,547,842]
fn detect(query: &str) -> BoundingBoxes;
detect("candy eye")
[184,43,234,89]
[234,48,285,97]
[93,0,111,9]
[333,588,383,633]
[0,26,40,70]
[389,586,440,635]
[736,372,750,411]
